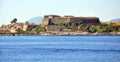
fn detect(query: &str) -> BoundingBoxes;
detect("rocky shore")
[0,32,120,36]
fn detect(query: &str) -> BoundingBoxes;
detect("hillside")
[102,22,120,26]
[28,16,43,24]
[111,18,120,22]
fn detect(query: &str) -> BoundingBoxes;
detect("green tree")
[88,26,96,33]
[77,21,83,29]
[25,21,29,25]
[11,18,17,23]
[60,23,65,27]
[35,26,46,34]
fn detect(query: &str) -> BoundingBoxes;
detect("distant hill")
[111,18,120,22]
[28,16,43,24]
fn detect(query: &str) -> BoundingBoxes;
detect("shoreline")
[0,34,120,36]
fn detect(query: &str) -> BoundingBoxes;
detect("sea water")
[0,36,120,62]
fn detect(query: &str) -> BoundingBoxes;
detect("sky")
[0,0,120,25]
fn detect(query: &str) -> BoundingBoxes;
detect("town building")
[10,22,28,33]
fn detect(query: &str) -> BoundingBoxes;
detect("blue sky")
[0,0,120,25]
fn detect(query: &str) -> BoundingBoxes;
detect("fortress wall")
[51,17,70,24]
[70,17,100,25]
[41,18,49,25]
[41,15,101,26]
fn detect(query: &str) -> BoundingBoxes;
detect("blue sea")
[0,36,120,62]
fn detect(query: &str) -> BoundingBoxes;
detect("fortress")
[41,15,100,26]
[41,15,101,32]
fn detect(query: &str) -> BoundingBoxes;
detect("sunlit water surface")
[0,36,120,62]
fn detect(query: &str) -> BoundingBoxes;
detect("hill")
[111,18,120,22]
[28,16,43,24]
